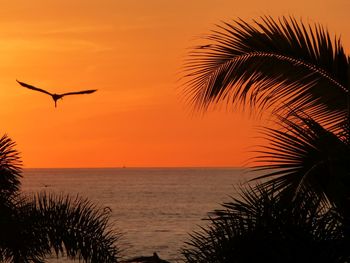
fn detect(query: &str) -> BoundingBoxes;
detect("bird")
[16,80,97,108]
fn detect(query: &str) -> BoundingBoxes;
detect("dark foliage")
[0,135,120,262]
[253,114,350,211]
[182,185,349,263]
[182,16,350,263]
[183,16,349,127]
[0,134,22,197]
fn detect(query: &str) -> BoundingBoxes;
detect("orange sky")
[0,0,349,168]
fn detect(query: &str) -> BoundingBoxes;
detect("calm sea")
[21,168,254,262]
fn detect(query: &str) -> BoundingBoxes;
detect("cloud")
[0,37,113,53]
[40,25,115,36]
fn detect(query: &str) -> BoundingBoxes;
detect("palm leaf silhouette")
[182,184,346,263]
[0,134,120,262]
[0,134,22,197]
[0,192,120,263]
[252,113,350,211]
[183,16,349,126]
[182,16,350,263]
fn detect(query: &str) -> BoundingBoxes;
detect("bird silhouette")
[16,80,97,107]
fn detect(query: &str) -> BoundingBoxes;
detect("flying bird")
[16,80,97,107]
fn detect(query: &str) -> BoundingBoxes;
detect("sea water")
[21,168,253,262]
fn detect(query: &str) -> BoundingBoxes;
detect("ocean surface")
[21,168,254,262]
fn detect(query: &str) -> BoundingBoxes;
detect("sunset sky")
[0,0,349,168]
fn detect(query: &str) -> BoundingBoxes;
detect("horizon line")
[23,166,245,169]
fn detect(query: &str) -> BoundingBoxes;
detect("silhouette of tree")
[183,16,348,128]
[0,134,22,197]
[182,184,349,263]
[183,15,350,207]
[0,134,120,262]
[182,16,350,262]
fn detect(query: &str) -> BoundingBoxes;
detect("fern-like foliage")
[253,114,350,212]
[182,16,350,263]
[183,16,349,126]
[0,134,22,197]
[182,184,347,263]
[0,134,120,263]
[0,192,120,263]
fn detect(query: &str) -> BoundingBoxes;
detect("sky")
[0,0,349,168]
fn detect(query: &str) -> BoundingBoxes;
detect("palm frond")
[0,134,22,197]
[252,114,350,210]
[32,192,120,262]
[0,194,52,263]
[182,183,345,263]
[182,16,349,125]
[0,192,120,263]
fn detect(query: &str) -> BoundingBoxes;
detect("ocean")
[21,168,254,262]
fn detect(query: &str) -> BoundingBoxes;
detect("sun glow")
[0,0,348,167]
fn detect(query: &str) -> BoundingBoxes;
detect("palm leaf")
[0,134,22,197]
[0,196,50,262]
[183,16,349,126]
[32,192,120,262]
[252,114,350,210]
[0,134,120,262]
[182,183,345,263]
[0,192,120,262]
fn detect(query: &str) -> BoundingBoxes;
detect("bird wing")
[61,89,97,97]
[16,80,52,96]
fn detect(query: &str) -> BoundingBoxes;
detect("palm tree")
[0,134,120,262]
[182,16,350,207]
[0,134,22,197]
[182,183,348,263]
[183,16,348,125]
[182,16,350,262]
